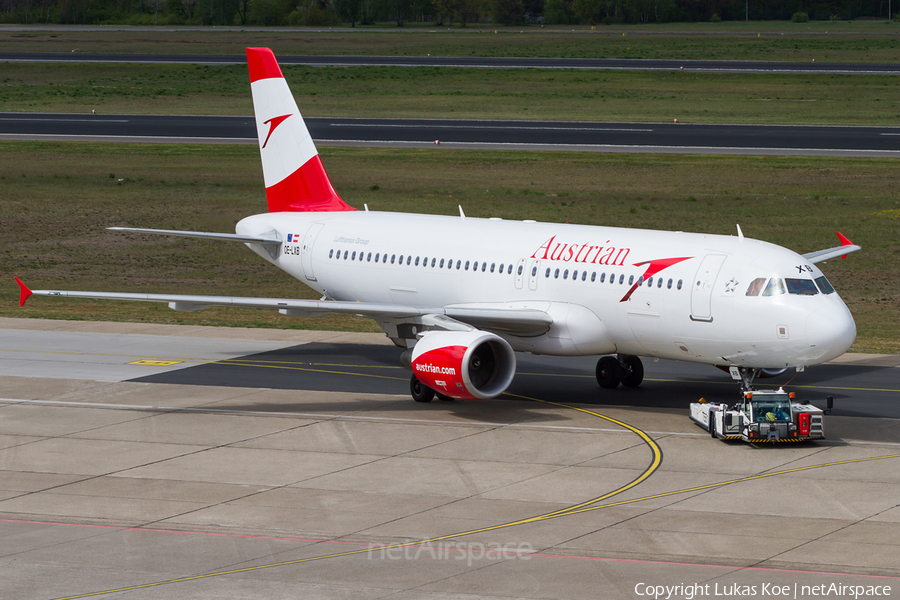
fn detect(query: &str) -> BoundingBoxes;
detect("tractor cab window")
[751,398,791,423]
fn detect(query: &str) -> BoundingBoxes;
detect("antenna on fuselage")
[459,205,466,220]
[736,224,744,240]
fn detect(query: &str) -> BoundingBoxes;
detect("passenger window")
[647,276,653,287]
[374,253,380,262]
[762,278,786,296]
[456,260,462,270]
[600,273,606,283]
[815,275,835,295]
[329,249,334,258]
[351,251,356,260]
[343,250,348,259]
[439,258,445,268]
[563,269,569,279]
[516,264,523,275]
[472,261,478,271]
[383,254,387,263]
[399,255,404,264]
[499,263,504,273]
[482,263,487,272]
[492,263,496,273]
[629,275,635,285]
[366,252,371,262]
[571,270,577,280]
[677,279,683,290]
[667,278,673,289]
[545,268,550,278]
[786,278,818,296]
[465,261,471,271]
[582,271,587,281]
[591,272,596,282]
[619,274,625,285]
[415,257,420,266]
[657,278,663,288]
[508,265,513,274]
[532,266,537,276]
[431,258,436,267]
[407,256,412,265]
[391,254,396,264]
[745,278,766,296]
[554,268,560,279]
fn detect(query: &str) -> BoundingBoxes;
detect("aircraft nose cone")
[806,303,856,361]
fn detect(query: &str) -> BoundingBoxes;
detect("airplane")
[15,47,860,403]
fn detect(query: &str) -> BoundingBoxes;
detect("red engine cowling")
[410,330,516,400]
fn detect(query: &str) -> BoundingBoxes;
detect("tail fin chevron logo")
[262,114,291,149]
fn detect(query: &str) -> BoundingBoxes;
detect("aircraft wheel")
[621,355,644,388]
[410,375,435,403]
[596,356,622,389]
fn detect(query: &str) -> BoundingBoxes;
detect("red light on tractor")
[798,412,810,436]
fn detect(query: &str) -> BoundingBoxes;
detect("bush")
[709,12,720,21]
[791,10,809,22]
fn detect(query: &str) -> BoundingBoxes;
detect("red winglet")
[836,232,853,259]
[14,276,32,307]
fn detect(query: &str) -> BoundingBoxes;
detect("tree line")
[1,0,896,28]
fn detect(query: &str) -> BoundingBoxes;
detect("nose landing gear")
[596,355,644,389]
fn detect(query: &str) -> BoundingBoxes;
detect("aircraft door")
[690,254,727,322]
[528,259,540,290]
[300,222,325,282]
[514,259,527,289]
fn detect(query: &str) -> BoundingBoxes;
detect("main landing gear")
[595,355,644,389]
[410,375,452,403]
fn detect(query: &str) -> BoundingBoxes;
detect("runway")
[3,113,899,157]
[3,52,900,75]
[1,317,899,599]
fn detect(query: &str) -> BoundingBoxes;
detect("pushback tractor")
[690,388,825,443]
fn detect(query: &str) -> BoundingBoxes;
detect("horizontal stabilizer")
[107,227,281,248]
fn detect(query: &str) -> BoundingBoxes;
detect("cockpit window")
[746,278,767,297]
[785,278,818,296]
[762,278,786,296]
[815,275,835,295]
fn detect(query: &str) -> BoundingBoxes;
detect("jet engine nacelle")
[410,330,516,400]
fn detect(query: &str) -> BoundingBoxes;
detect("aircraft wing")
[802,232,861,264]
[14,278,553,338]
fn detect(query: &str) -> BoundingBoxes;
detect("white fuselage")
[237,210,856,369]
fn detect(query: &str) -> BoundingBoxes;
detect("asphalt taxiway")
[3,113,899,157]
[1,317,899,599]
[3,52,900,75]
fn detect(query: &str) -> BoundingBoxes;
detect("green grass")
[1,141,897,352]
[2,23,900,62]
[2,63,900,125]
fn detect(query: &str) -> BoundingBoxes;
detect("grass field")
[3,62,900,125]
[2,23,900,62]
[2,141,897,352]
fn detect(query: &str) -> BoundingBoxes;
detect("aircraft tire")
[596,356,622,389]
[410,375,435,403]
[621,355,644,387]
